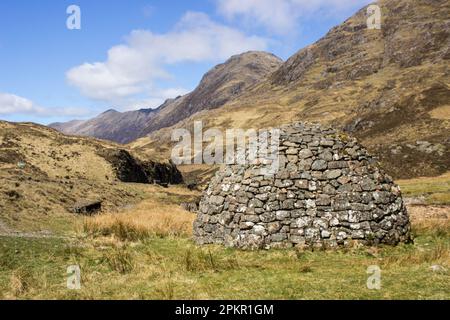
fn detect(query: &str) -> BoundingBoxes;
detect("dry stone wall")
[194,123,411,249]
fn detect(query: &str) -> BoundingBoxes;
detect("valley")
[0,0,449,300]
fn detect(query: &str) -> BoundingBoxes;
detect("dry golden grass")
[83,196,196,241]
[104,245,136,274]
[381,205,450,268]
[1,200,449,299]
[429,105,450,120]
[398,172,450,205]
[8,268,37,298]
[408,205,450,237]
[381,242,449,267]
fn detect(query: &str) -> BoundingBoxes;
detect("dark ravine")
[97,149,183,185]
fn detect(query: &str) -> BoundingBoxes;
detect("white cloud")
[158,87,190,99]
[0,93,37,115]
[120,87,190,112]
[0,92,90,117]
[66,11,269,104]
[216,0,372,35]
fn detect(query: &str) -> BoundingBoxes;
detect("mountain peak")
[102,109,118,114]
[51,51,283,143]
[228,51,282,62]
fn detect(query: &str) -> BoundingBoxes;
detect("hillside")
[50,51,283,144]
[0,120,182,234]
[49,109,158,144]
[131,0,449,180]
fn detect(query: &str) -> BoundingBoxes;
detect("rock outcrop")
[98,149,183,185]
[194,123,411,249]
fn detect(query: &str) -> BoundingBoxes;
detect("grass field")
[398,172,450,205]
[0,184,448,300]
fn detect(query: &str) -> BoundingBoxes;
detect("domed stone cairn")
[193,122,412,249]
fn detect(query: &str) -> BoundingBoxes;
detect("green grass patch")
[398,172,450,205]
[0,226,449,300]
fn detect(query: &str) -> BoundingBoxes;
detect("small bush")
[0,248,19,270]
[103,246,135,274]
[183,248,239,272]
[155,280,175,299]
[299,265,313,273]
[9,268,35,296]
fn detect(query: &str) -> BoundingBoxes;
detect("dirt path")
[0,220,64,239]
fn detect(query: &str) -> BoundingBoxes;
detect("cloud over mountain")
[216,0,372,35]
[0,92,90,117]
[66,12,269,106]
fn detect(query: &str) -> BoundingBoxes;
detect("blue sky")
[0,0,372,124]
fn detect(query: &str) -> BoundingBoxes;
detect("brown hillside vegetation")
[0,121,181,234]
[131,0,449,180]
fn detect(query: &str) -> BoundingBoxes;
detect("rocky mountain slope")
[0,120,182,231]
[131,0,449,180]
[50,109,158,144]
[50,51,283,144]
